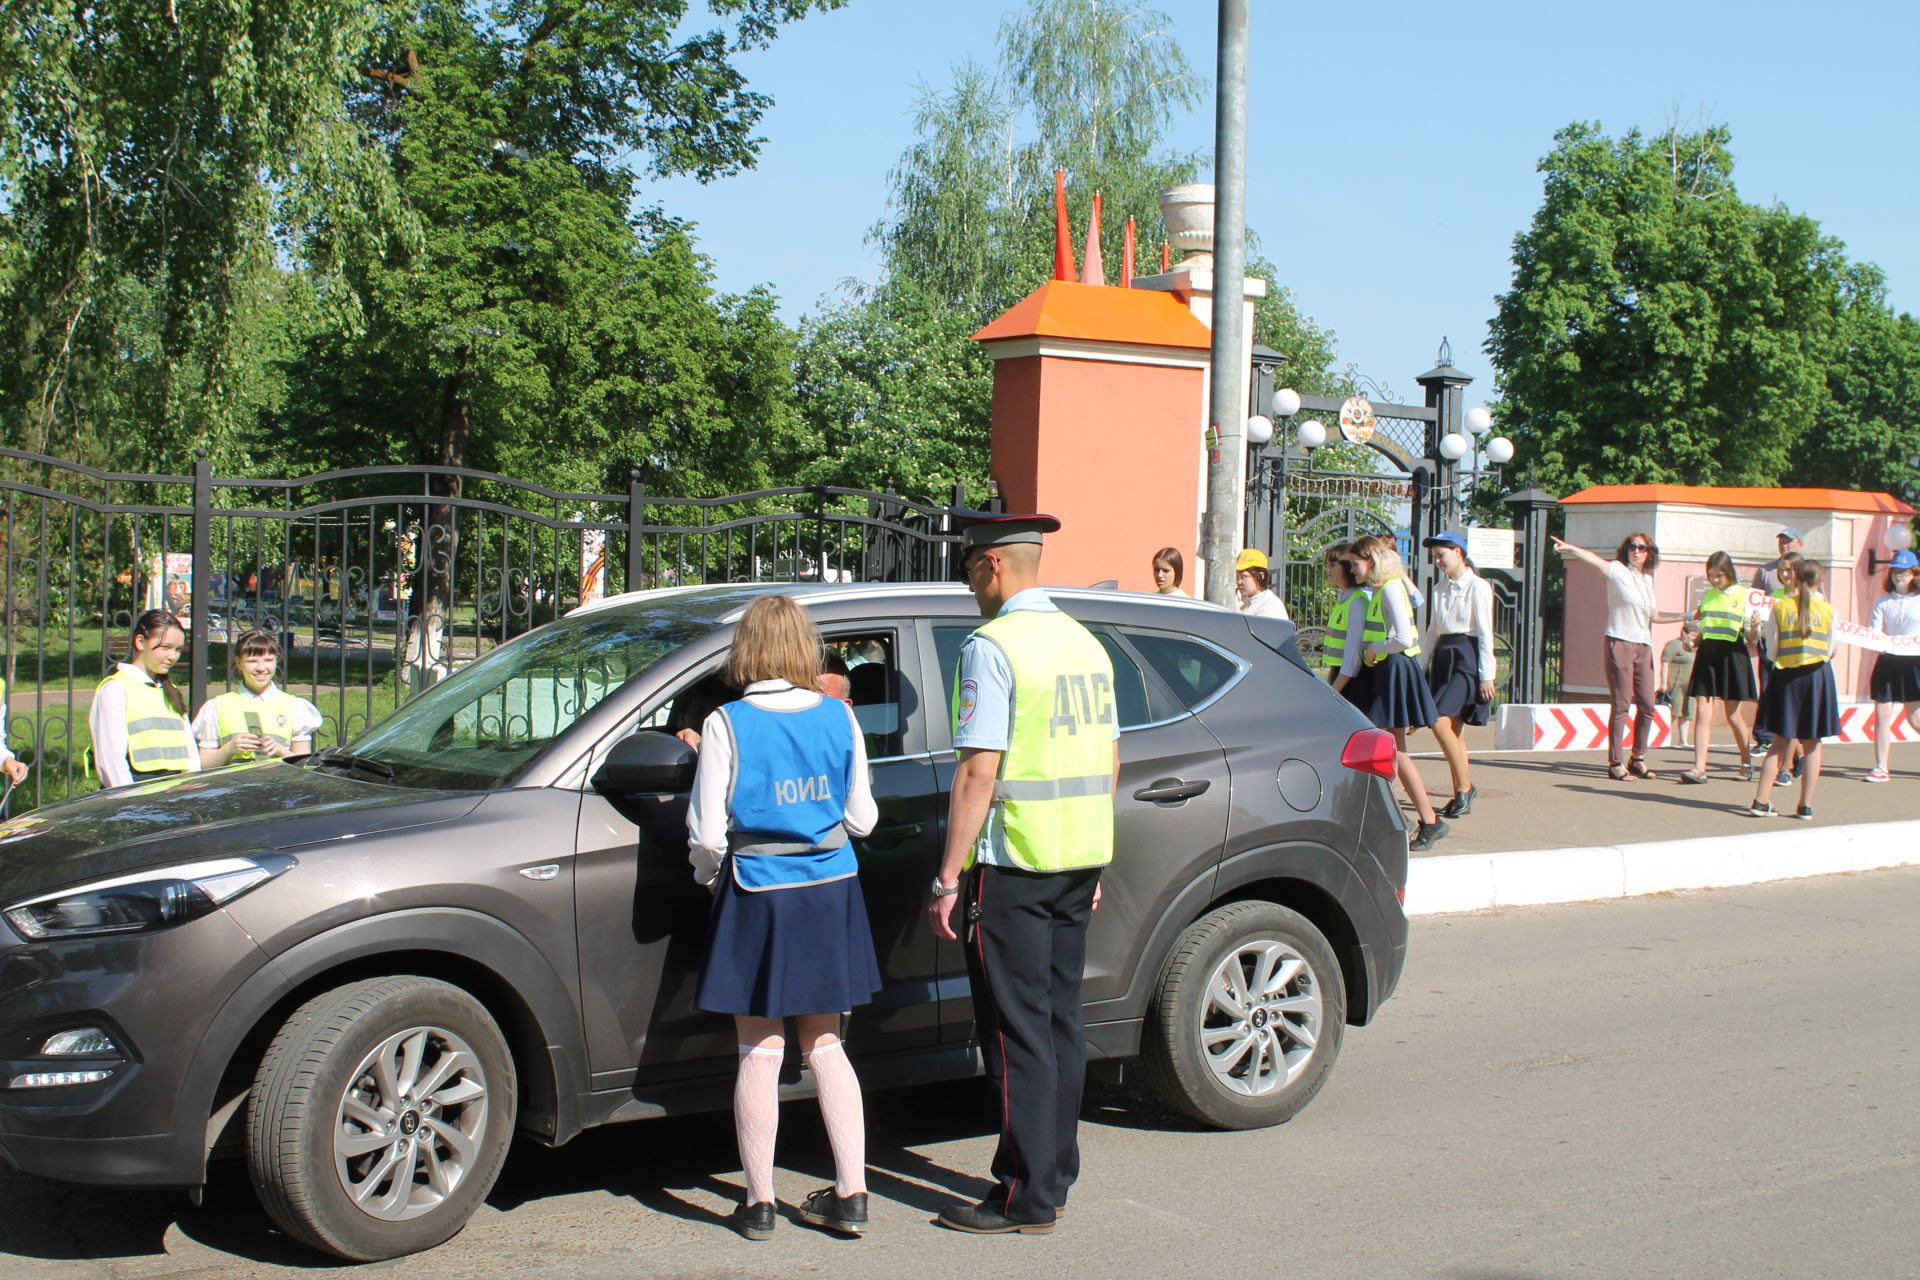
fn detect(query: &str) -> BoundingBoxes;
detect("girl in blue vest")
[1864,549,1920,781]
[88,610,201,788]
[1680,551,1758,784]
[687,594,880,1241]
[192,629,324,766]
[1339,534,1447,851]
[1746,561,1837,819]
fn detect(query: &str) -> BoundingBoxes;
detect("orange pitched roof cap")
[1562,484,1914,516]
[972,279,1212,349]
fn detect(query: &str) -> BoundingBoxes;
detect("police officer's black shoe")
[797,1187,868,1235]
[726,1201,776,1241]
[936,1202,1055,1234]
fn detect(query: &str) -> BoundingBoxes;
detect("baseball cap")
[1422,531,1468,552]
[1777,527,1804,542]
[1891,549,1919,571]
[1234,548,1269,572]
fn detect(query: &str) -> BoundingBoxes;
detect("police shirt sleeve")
[952,633,1014,752]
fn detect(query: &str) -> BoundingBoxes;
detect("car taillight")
[1341,728,1398,779]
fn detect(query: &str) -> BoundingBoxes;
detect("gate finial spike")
[1053,170,1075,281]
[1079,193,1105,285]
[1437,336,1453,366]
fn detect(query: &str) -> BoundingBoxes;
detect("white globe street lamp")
[1273,387,1302,419]
[1438,432,1470,461]
[1245,414,1274,446]
[1465,405,1494,436]
[1486,436,1516,465]
[1296,418,1327,450]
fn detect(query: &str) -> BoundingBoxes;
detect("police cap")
[952,508,1061,551]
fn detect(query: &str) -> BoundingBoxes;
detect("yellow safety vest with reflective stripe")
[1362,577,1422,659]
[953,608,1116,872]
[210,687,301,760]
[1322,592,1355,668]
[1696,585,1746,643]
[97,668,193,773]
[1771,596,1834,668]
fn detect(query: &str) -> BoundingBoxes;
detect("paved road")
[5,867,1914,1280]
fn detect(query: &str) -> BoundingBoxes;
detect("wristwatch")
[929,877,960,897]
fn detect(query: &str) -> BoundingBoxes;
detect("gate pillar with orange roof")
[970,280,1214,592]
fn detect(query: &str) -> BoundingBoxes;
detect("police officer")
[928,511,1118,1236]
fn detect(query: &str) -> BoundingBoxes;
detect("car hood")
[0,761,485,902]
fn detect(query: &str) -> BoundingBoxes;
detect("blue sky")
[652,0,1918,408]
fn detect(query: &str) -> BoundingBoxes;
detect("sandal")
[1607,763,1634,781]
[1680,768,1710,785]
[1627,757,1658,780]
[1737,763,1753,782]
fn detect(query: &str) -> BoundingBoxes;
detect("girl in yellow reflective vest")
[192,629,323,766]
[1679,551,1758,784]
[88,609,199,787]
[1746,561,1837,819]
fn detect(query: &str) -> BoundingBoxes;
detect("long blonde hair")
[1348,534,1409,589]
[724,595,822,689]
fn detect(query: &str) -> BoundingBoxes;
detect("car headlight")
[2,854,295,941]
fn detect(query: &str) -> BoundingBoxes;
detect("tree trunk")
[401,365,470,691]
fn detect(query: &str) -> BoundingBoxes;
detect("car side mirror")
[591,731,696,796]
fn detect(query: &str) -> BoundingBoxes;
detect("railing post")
[625,471,644,592]
[1503,486,1560,704]
[190,449,212,714]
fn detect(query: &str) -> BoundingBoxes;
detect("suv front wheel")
[246,976,517,1261]
[1142,901,1346,1129]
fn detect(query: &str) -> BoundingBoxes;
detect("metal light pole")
[1201,0,1250,606]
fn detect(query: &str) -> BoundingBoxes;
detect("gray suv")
[0,583,1408,1261]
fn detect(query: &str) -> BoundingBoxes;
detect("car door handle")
[857,822,926,850]
[1132,777,1210,803]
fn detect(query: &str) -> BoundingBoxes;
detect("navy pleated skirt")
[696,869,883,1019]
[1687,637,1757,702]
[1366,652,1437,730]
[1426,634,1490,725]
[1754,661,1839,742]
[1869,653,1920,703]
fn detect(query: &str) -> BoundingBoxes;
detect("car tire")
[246,976,517,1261]
[1141,901,1346,1130]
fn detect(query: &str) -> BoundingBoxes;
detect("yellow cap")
[1234,548,1268,572]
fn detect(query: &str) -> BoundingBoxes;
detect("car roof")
[570,580,1237,624]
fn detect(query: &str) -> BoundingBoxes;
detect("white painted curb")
[1404,818,1920,915]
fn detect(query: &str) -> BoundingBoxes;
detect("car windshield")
[343,597,726,790]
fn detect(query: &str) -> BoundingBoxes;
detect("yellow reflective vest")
[1361,577,1422,660]
[1772,596,1834,668]
[953,608,1116,873]
[98,667,193,773]
[1696,585,1747,643]
[210,687,301,760]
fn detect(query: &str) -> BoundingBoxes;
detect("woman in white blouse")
[1552,532,1689,781]
[1419,532,1495,816]
[1864,550,1920,781]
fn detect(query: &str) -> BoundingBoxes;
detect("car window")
[933,622,1154,730]
[823,630,908,759]
[1123,628,1244,710]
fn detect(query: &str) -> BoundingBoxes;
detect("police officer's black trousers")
[965,862,1101,1225]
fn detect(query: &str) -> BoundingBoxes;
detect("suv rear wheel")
[1142,901,1345,1129]
[246,976,517,1261]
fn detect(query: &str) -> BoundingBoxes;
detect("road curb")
[1404,819,1920,915]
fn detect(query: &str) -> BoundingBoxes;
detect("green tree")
[1789,264,1920,502]
[795,0,1348,499]
[1487,123,1852,494]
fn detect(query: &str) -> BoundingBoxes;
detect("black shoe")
[797,1187,869,1236]
[726,1201,776,1241]
[1795,805,1814,821]
[1409,819,1450,852]
[936,1202,1055,1235]
[1438,786,1476,818]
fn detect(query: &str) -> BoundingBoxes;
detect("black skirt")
[696,868,882,1019]
[1366,652,1437,730]
[1426,634,1490,725]
[1868,653,1920,703]
[1687,637,1757,702]
[1754,661,1839,742]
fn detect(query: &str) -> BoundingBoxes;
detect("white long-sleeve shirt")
[686,679,876,887]
[1421,570,1498,682]
[1239,589,1290,620]
[88,662,201,788]
[1868,591,1920,639]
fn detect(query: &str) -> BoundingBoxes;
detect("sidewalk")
[1398,730,1920,914]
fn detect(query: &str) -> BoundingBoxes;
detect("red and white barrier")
[1495,702,1916,751]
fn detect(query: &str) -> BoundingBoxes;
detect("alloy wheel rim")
[1199,939,1321,1096]
[333,1025,489,1221]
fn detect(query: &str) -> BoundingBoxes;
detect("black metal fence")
[0,449,969,812]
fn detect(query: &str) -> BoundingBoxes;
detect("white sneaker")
[1864,766,1891,783]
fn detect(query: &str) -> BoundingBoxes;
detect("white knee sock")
[734,1043,783,1205]
[803,1038,866,1197]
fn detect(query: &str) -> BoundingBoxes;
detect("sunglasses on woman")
[1627,543,1651,553]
